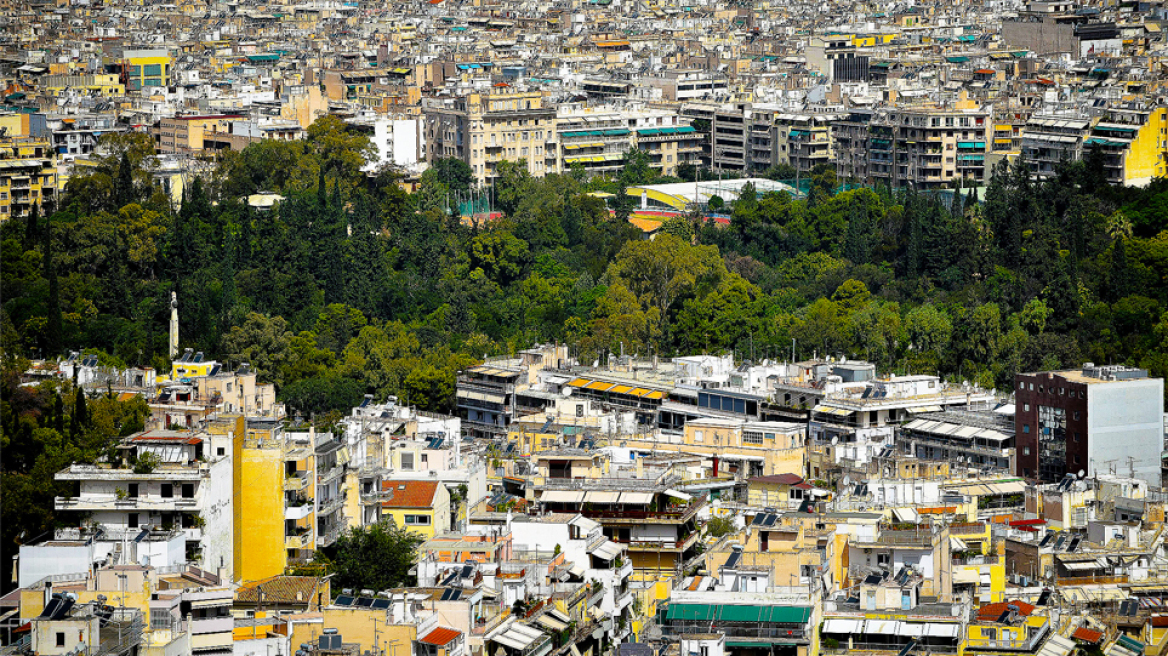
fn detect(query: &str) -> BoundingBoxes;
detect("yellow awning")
[567,378,590,388]
[565,144,581,150]
[644,391,665,400]
[629,388,650,397]
[994,138,1012,144]
[585,381,614,391]
[610,384,633,394]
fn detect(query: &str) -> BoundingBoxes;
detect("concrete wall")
[1087,378,1164,486]
[18,543,94,588]
[202,456,234,576]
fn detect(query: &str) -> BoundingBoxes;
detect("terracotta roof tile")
[1073,628,1103,643]
[419,627,462,646]
[236,576,323,605]
[381,480,439,509]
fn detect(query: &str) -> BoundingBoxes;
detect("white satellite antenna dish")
[1078,470,1086,479]
[842,475,851,486]
[562,387,573,397]
[831,436,839,446]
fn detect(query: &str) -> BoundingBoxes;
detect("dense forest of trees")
[5,118,1168,413]
[4,114,1168,587]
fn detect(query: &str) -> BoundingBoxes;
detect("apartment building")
[0,137,57,221]
[808,375,996,473]
[423,89,554,186]
[1014,364,1164,485]
[868,100,992,189]
[53,429,235,579]
[1021,116,1091,178]
[775,112,839,174]
[532,454,703,572]
[122,49,171,91]
[1083,105,1168,186]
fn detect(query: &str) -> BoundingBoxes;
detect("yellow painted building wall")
[1123,108,1168,185]
[382,508,439,540]
[234,433,287,582]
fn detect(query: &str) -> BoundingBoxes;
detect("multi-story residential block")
[1021,116,1091,178]
[423,89,555,186]
[122,49,171,91]
[1083,105,1168,186]
[808,375,996,474]
[53,429,235,579]
[0,136,57,221]
[867,101,992,189]
[532,453,703,572]
[1014,364,1164,485]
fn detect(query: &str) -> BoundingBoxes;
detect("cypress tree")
[114,153,134,209]
[43,219,62,357]
[22,204,38,252]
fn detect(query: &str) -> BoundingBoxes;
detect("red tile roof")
[1073,628,1103,643]
[381,480,440,509]
[419,627,462,646]
[976,601,1036,621]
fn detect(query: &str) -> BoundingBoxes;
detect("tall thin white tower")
[169,291,179,359]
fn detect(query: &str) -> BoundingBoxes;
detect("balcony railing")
[661,623,809,643]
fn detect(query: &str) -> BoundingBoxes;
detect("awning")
[893,508,919,523]
[823,619,863,633]
[950,537,967,551]
[664,489,693,502]
[953,569,980,585]
[1038,635,1076,656]
[542,490,585,503]
[923,624,960,638]
[666,604,813,624]
[619,491,654,505]
[568,563,585,578]
[1061,560,1105,571]
[866,620,899,635]
[190,598,230,609]
[592,540,622,561]
[908,405,944,413]
[584,491,620,503]
[457,389,505,404]
[535,614,568,632]
[898,623,924,638]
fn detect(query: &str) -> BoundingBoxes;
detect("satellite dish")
[562,387,573,397]
[831,436,839,446]
[1078,470,1086,479]
[842,475,851,486]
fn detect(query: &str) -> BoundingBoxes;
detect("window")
[1074,455,1081,464]
[1023,447,1031,456]
[404,514,431,526]
[421,454,428,464]
[743,432,764,446]
[182,484,194,498]
[56,633,66,647]
[401,453,414,470]
[161,483,173,498]
[1023,424,1030,434]
[1073,411,1080,421]
[128,513,139,528]
[694,430,704,443]
[128,483,139,498]
[217,447,225,457]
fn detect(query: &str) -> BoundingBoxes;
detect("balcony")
[582,499,704,525]
[55,496,201,512]
[317,496,344,517]
[616,531,698,553]
[317,526,341,548]
[284,475,309,492]
[285,532,312,550]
